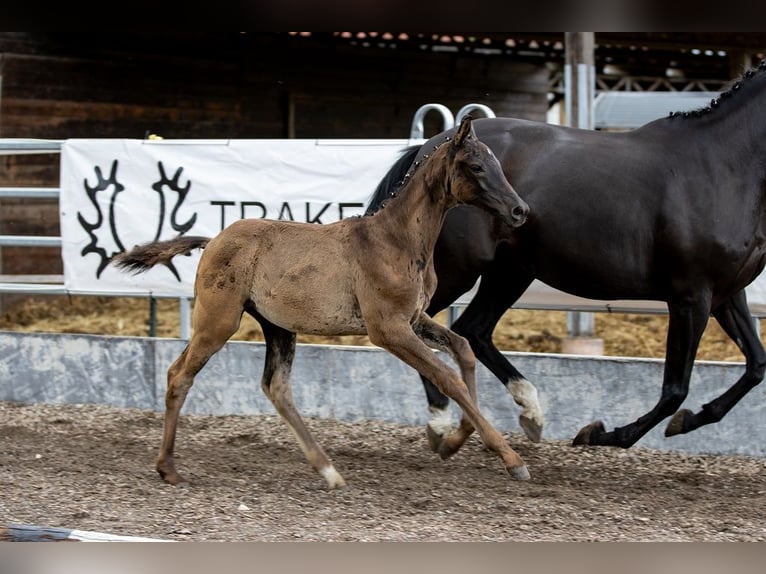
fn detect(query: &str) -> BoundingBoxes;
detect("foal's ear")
[453,115,475,148]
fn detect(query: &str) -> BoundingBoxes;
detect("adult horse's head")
[445,116,529,228]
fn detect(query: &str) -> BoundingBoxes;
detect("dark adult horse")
[367,61,766,454]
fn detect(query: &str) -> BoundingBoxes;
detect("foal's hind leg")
[414,314,477,459]
[666,290,766,436]
[258,318,345,489]
[157,298,243,485]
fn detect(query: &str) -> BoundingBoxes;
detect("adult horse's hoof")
[507,464,531,481]
[665,409,692,437]
[519,415,543,443]
[572,420,606,446]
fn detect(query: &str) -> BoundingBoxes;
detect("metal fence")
[0,105,484,340]
[0,138,193,337]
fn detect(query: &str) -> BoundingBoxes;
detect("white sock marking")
[508,378,544,427]
[427,405,453,436]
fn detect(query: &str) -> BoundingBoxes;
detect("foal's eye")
[469,164,483,173]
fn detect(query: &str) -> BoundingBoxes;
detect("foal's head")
[438,116,529,228]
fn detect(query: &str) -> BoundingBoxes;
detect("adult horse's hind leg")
[258,317,346,489]
[574,297,710,448]
[666,290,766,436]
[369,318,530,480]
[157,296,244,485]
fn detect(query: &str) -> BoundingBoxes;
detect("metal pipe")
[0,139,63,154]
[0,187,59,199]
[148,297,157,337]
[409,103,455,139]
[179,297,191,340]
[455,103,496,123]
[0,235,62,247]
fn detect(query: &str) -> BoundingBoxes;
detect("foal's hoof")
[437,440,462,460]
[572,420,606,446]
[320,466,347,489]
[507,464,531,481]
[425,425,465,459]
[519,415,543,443]
[158,468,187,486]
[426,425,445,453]
[665,409,692,437]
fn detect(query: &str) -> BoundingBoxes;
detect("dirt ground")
[2,400,766,542]
[2,296,765,542]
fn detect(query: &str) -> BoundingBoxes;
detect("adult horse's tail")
[111,235,210,274]
[365,145,421,215]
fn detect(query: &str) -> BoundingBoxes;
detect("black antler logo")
[77,160,198,280]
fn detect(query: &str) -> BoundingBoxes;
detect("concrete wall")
[1,331,764,458]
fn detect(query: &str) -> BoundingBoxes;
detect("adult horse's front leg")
[418,268,543,447]
[573,297,710,448]
[369,320,530,480]
[450,266,543,442]
[665,290,766,436]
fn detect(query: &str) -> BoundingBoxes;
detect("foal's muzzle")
[509,200,530,228]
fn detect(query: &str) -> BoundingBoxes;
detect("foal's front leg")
[369,319,529,480]
[414,314,477,459]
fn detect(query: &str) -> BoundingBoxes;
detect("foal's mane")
[668,58,766,120]
[365,135,452,215]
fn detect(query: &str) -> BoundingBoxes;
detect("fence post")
[562,33,604,356]
[179,297,191,340]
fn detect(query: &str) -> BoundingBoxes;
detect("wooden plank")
[0,523,170,542]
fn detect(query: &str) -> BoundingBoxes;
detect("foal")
[112,117,530,488]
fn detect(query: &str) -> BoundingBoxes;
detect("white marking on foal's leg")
[508,377,544,443]
[427,405,453,436]
[320,466,346,489]
[425,405,453,453]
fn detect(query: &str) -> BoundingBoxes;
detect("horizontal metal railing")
[0,187,61,199]
[0,139,193,338]
[0,235,62,247]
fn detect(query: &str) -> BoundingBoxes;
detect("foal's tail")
[111,235,211,274]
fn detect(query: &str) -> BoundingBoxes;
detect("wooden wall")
[0,32,549,309]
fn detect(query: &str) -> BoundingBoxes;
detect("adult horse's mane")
[367,59,766,217]
[668,58,766,119]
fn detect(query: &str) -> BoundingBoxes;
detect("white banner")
[60,138,413,296]
[59,137,766,315]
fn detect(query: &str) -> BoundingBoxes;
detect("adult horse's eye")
[470,164,483,173]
